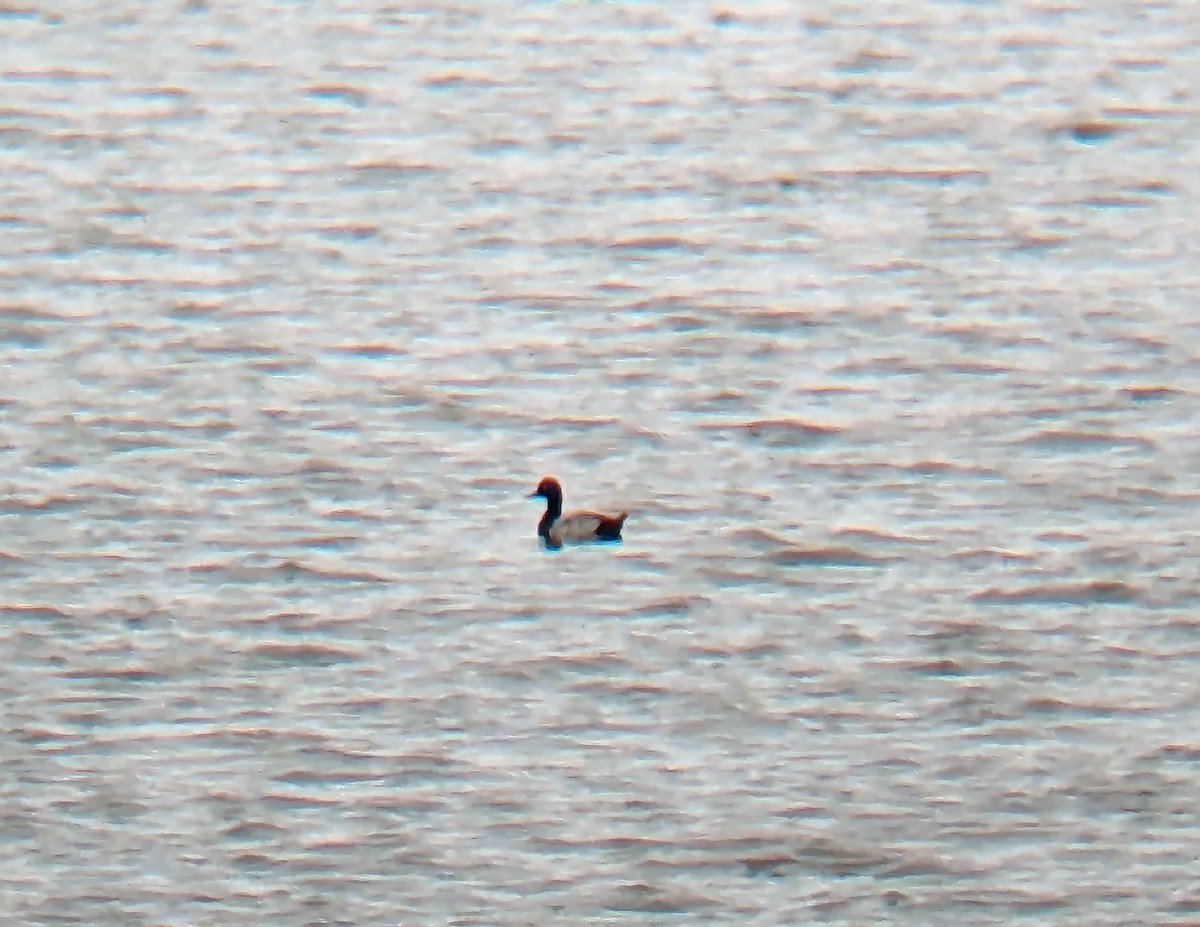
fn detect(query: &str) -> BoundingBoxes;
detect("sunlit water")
[2,2,1200,924]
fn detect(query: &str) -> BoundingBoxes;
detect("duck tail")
[595,511,628,540]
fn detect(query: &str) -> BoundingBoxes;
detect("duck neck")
[538,490,562,538]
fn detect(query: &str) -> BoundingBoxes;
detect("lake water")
[3,1,1200,924]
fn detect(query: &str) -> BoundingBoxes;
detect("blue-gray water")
[3,2,1200,924]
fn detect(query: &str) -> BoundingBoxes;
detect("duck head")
[529,476,561,500]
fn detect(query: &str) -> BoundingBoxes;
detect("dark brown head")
[529,475,563,520]
[529,476,562,501]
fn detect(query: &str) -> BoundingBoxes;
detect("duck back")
[548,510,627,546]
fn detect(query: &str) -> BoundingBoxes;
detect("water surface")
[2,2,1200,924]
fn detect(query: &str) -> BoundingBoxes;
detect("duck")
[529,476,627,549]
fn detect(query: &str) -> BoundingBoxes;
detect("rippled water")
[3,1,1200,924]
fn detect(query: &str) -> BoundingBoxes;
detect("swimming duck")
[529,476,627,549]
